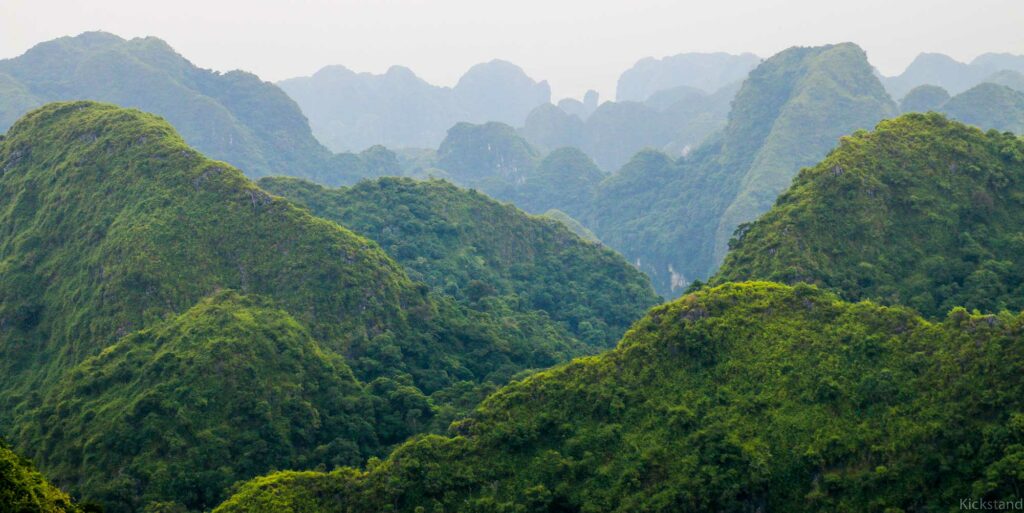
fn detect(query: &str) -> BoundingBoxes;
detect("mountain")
[518,103,585,151]
[542,209,600,243]
[586,43,897,296]
[215,282,1024,513]
[278,65,458,153]
[279,60,549,152]
[453,60,551,126]
[258,176,658,348]
[579,101,679,171]
[882,52,1024,99]
[940,83,1024,133]
[1,442,85,513]
[435,121,541,192]
[898,84,950,112]
[520,82,739,171]
[986,69,1024,92]
[714,113,1024,317]
[0,102,599,512]
[431,125,608,217]
[0,32,355,184]
[616,52,760,101]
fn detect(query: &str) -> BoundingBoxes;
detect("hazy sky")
[2,0,1022,100]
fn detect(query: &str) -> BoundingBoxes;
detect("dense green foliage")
[278,60,549,152]
[541,209,600,243]
[0,32,358,184]
[436,122,540,191]
[258,176,658,347]
[23,292,374,511]
[585,43,897,296]
[0,102,602,512]
[714,113,1024,317]
[216,282,1024,512]
[940,83,1024,134]
[898,84,950,112]
[431,123,614,217]
[1,442,85,513]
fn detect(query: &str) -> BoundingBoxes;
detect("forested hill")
[259,176,659,347]
[713,113,1024,318]
[1,441,85,513]
[0,102,603,512]
[215,282,1024,513]
[0,32,356,183]
[585,43,897,296]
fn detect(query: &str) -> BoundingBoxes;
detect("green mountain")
[586,43,897,296]
[435,121,540,192]
[940,83,1024,134]
[432,125,609,218]
[541,209,600,243]
[1,442,85,513]
[0,102,599,512]
[0,32,358,184]
[215,282,1024,513]
[898,84,950,112]
[258,176,657,347]
[714,113,1024,317]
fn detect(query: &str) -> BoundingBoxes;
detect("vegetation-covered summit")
[215,282,1024,512]
[0,102,601,512]
[714,113,1024,317]
[259,176,658,347]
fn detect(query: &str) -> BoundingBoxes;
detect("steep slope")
[279,60,549,152]
[587,43,897,296]
[258,176,658,347]
[714,113,1024,317]
[216,282,1024,513]
[0,102,591,512]
[433,125,608,217]
[542,209,600,243]
[710,43,898,264]
[1,442,85,513]
[0,32,346,183]
[940,83,1024,133]
[615,52,760,101]
[23,292,374,512]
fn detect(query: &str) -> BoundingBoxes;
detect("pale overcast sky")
[2,0,1022,100]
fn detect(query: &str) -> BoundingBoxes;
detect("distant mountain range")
[0,32,350,184]
[881,52,1024,99]
[278,60,551,152]
[615,51,761,100]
